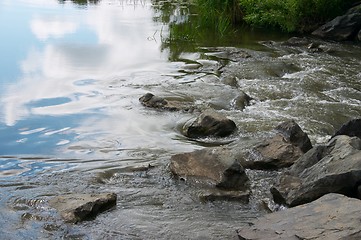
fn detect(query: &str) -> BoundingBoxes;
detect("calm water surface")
[0,0,360,239]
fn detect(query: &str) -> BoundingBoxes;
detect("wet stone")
[198,189,250,203]
[202,47,252,62]
[281,37,312,46]
[170,147,249,191]
[245,120,312,169]
[139,93,194,112]
[231,90,253,111]
[332,118,361,139]
[183,109,237,138]
[249,134,304,169]
[275,120,312,153]
[237,193,361,240]
[49,193,117,223]
[312,13,361,41]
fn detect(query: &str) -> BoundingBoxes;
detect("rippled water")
[0,0,360,239]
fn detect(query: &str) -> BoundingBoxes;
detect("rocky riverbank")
[48,35,361,239]
[138,84,361,238]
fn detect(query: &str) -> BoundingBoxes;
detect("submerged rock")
[208,90,253,111]
[201,47,252,62]
[237,193,361,240]
[332,118,361,139]
[198,189,249,203]
[246,120,312,169]
[271,135,361,206]
[183,109,237,138]
[280,37,326,53]
[231,90,253,110]
[281,37,312,47]
[170,147,249,191]
[139,93,193,112]
[312,13,361,41]
[49,193,117,223]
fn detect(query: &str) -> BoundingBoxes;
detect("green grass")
[195,0,242,35]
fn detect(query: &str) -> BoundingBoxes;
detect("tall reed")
[195,0,242,35]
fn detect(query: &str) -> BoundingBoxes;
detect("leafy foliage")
[239,0,359,32]
[194,0,359,32]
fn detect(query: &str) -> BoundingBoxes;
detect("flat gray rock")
[237,193,361,240]
[49,193,117,223]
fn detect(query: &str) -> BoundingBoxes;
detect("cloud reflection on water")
[31,19,78,40]
[3,1,162,124]
[0,1,177,156]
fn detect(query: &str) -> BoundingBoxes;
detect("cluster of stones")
[139,91,361,239]
[238,119,361,239]
[173,113,361,239]
[49,80,360,240]
[48,90,361,240]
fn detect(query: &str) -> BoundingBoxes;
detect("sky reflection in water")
[0,0,177,160]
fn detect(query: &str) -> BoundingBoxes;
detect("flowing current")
[0,0,360,239]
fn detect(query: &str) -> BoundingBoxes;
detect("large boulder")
[49,193,117,223]
[332,118,361,139]
[271,135,361,206]
[312,13,361,41]
[183,109,237,138]
[237,193,361,240]
[245,120,312,169]
[170,147,249,191]
[288,145,328,176]
[139,93,193,112]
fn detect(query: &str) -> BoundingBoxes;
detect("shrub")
[239,0,359,32]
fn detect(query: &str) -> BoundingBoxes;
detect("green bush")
[239,0,359,32]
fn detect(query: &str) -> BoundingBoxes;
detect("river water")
[0,0,360,239]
